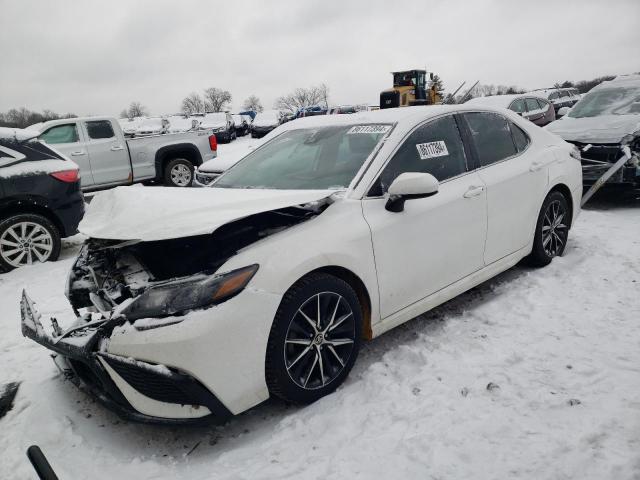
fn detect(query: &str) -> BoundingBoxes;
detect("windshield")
[568,86,640,118]
[214,124,391,190]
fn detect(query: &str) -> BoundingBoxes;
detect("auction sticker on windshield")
[347,125,391,134]
[416,141,448,160]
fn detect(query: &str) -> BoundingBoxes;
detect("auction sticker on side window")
[347,125,392,134]
[416,141,449,159]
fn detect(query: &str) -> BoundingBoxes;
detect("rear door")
[80,119,131,186]
[39,122,95,187]
[362,114,487,318]
[461,112,549,264]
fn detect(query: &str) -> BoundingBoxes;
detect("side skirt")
[371,247,528,338]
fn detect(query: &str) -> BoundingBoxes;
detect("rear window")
[40,124,79,144]
[86,120,115,139]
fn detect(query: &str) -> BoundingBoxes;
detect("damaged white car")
[21,106,582,423]
[546,74,640,197]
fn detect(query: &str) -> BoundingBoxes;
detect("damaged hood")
[545,115,640,144]
[80,186,334,241]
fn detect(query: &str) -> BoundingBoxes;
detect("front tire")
[527,191,570,267]
[0,214,61,271]
[266,273,362,404]
[164,158,194,187]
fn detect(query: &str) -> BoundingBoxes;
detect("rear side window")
[525,98,540,112]
[375,115,468,193]
[40,124,79,144]
[463,112,517,167]
[510,123,530,152]
[86,120,115,139]
[510,99,525,113]
[536,98,549,110]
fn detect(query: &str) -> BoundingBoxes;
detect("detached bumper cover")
[20,291,231,424]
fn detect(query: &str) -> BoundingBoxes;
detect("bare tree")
[0,107,75,128]
[275,84,330,113]
[203,87,232,112]
[242,95,264,112]
[128,101,148,118]
[181,93,205,115]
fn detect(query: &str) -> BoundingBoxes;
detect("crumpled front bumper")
[20,291,232,424]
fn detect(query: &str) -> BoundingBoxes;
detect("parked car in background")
[194,147,254,186]
[21,105,581,423]
[546,74,640,190]
[295,106,328,118]
[251,110,282,137]
[0,128,84,271]
[29,117,217,189]
[530,88,581,116]
[135,117,168,136]
[200,112,236,143]
[465,94,556,126]
[232,114,250,136]
[167,116,199,134]
[328,105,358,115]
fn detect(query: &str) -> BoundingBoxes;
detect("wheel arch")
[0,198,64,236]
[296,265,373,341]
[154,144,202,180]
[547,183,574,228]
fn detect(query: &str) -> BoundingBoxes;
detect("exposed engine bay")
[66,201,331,325]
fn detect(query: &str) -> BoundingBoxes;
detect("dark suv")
[0,128,84,271]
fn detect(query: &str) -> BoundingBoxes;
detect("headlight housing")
[119,264,258,321]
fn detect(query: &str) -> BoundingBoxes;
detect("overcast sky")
[1,0,639,116]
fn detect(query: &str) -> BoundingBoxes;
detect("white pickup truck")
[28,116,217,190]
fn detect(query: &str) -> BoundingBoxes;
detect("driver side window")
[40,124,79,144]
[371,115,468,195]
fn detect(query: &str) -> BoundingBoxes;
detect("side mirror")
[385,172,439,212]
[557,106,571,117]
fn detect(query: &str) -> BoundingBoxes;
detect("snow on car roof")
[275,105,512,132]
[0,127,41,141]
[464,95,522,108]
[593,73,640,91]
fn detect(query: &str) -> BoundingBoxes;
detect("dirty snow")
[1,192,639,479]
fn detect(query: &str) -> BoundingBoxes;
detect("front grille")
[103,356,197,405]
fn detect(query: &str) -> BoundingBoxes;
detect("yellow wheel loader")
[380,69,440,109]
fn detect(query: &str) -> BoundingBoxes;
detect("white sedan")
[21,105,582,423]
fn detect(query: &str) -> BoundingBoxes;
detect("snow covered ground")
[1,179,639,478]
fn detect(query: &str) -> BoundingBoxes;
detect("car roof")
[275,105,519,133]
[28,116,115,132]
[592,74,640,91]
[465,94,548,108]
[0,127,41,141]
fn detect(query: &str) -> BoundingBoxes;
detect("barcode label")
[347,125,391,134]
[416,141,448,159]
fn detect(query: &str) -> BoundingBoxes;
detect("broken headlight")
[119,264,258,321]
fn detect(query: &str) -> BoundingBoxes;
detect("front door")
[362,114,487,319]
[80,119,130,186]
[39,122,95,187]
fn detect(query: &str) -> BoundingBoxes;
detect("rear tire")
[527,191,570,267]
[164,158,194,187]
[265,273,362,404]
[0,214,61,271]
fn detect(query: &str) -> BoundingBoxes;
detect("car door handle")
[530,161,543,172]
[463,185,485,198]
[110,145,124,151]
[71,151,86,156]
